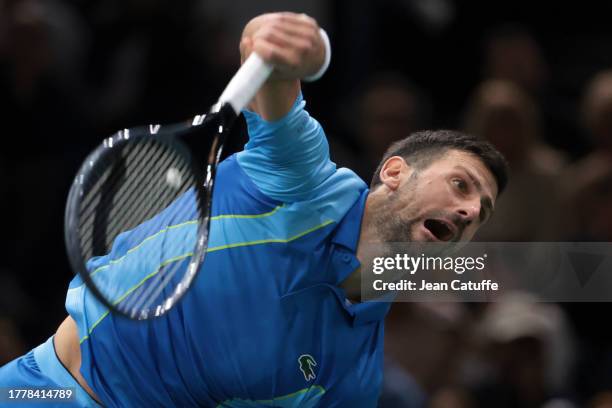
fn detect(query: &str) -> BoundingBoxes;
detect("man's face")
[375,150,498,244]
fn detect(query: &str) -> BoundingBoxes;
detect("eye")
[451,177,469,193]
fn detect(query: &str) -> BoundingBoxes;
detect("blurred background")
[1,0,612,406]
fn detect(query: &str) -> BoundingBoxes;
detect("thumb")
[239,36,253,64]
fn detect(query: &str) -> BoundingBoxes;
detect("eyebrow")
[456,165,494,222]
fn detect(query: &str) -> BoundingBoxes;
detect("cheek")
[417,181,455,209]
[398,178,456,218]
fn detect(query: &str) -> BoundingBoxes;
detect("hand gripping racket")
[64,54,273,320]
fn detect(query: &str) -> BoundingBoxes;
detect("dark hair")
[370,130,509,195]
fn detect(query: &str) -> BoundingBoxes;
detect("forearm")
[249,79,300,122]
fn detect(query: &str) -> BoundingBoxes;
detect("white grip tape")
[217,53,273,114]
[303,28,331,82]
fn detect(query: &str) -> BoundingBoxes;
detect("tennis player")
[0,12,508,407]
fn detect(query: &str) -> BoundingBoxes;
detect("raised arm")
[235,13,339,203]
[240,12,326,121]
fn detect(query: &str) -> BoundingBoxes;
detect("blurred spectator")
[482,24,582,158]
[0,0,89,321]
[589,392,612,408]
[563,157,612,241]
[1,0,93,95]
[560,72,612,401]
[429,386,475,408]
[380,302,471,407]
[483,25,549,96]
[465,79,562,170]
[581,70,612,155]
[334,72,431,182]
[466,293,575,408]
[0,0,82,117]
[464,79,567,241]
[563,70,612,240]
[379,358,426,408]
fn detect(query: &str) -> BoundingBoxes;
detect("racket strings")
[102,144,190,246]
[79,139,194,260]
[76,136,204,316]
[123,252,187,317]
[123,197,209,318]
[104,141,174,232]
[121,175,212,315]
[111,193,202,317]
[70,117,227,319]
[121,141,222,317]
[79,137,162,222]
[78,140,166,258]
[82,140,167,237]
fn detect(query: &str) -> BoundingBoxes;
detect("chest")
[186,281,385,406]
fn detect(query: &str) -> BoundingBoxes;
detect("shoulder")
[214,154,282,217]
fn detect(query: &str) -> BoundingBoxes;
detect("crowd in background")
[1,0,612,406]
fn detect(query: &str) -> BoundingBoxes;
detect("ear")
[378,156,410,191]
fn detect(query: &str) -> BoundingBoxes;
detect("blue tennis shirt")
[65,93,391,407]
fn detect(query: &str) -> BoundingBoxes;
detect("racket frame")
[65,53,272,319]
[64,105,235,319]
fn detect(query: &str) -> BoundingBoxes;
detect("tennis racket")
[64,53,273,320]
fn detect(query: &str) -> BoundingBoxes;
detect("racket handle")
[215,53,273,114]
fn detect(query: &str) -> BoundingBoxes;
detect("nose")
[455,199,481,225]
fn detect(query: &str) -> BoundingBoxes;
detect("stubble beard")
[372,174,420,256]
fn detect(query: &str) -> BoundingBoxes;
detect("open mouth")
[424,219,455,242]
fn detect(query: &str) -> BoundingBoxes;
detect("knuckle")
[258,26,278,42]
[306,35,317,49]
[268,48,280,61]
[297,41,310,54]
[299,13,315,24]
[253,45,269,60]
[308,17,319,29]
[276,13,291,23]
[264,24,277,35]
[292,53,303,66]
[286,55,300,69]
[252,27,265,39]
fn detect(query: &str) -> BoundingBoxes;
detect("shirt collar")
[330,189,392,325]
[331,188,369,253]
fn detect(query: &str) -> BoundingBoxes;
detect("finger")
[239,36,253,64]
[252,39,301,71]
[275,12,318,28]
[274,14,321,54]
[254,26,314,54]
[273,24,319,49]
[273,13,319,38]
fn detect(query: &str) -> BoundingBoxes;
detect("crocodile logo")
[298,354,317,381]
